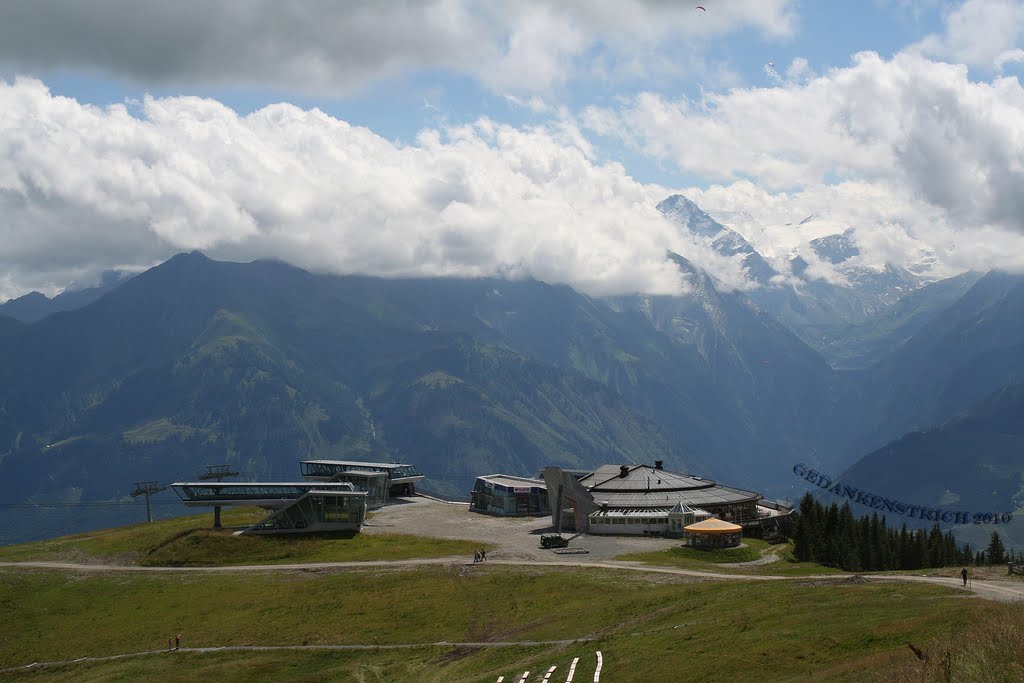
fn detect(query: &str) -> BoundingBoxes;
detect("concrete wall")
[542,467,598,533]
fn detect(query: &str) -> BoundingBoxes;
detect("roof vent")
[619,465,630,478]
[655,460,663,470]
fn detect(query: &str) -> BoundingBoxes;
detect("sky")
[3,0,1024,300]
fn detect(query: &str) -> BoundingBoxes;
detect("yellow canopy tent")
[683,518,742,533]
[683,517,742,547]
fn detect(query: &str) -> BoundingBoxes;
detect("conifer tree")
[789,493,976,572]
[793,492,816,562]
[987,531,1006,565]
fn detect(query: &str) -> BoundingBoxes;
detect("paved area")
[363,496,680,563]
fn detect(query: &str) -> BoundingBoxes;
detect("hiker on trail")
[473,550,480,563]
[168,637,173,651]
[961,567,969,587]
[175,634,181,650]
[480,548,487,561]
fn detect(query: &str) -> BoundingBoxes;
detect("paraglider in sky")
[696,5,706,11]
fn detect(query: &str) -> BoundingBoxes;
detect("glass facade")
[249,493,366,532]
[588,513,670,535]
[299,461,424,499]
[322,473,387,507]
[300,461,424,479]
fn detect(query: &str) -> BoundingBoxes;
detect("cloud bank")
[583,50,1024,273]
[4,2,1024,299]
[0,0,796,95]
[0,78,726,300]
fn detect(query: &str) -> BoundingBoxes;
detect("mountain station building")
[172,458,427,534]
[541,461,790,538]
[299,460,425,508]
[469,474,550,516]
[171,481,368,534]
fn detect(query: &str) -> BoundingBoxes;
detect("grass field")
[0,564,996,682]
[0,508,488,566]
[617,538,843,576]
[0,514,1011,681]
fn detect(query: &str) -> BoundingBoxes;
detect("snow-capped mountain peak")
[810,228,859,265]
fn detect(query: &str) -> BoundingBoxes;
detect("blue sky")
[2,0,1024,299]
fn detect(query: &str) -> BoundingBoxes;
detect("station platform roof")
[476,474,545,489]
[300,460,424,483]
[172,481,364,507]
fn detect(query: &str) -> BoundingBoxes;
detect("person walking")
[167,637,173,651]
[961,567,969,587]
[175,633,181,650]
[480,548,487,562]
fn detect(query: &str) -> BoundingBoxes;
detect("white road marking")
[542,664,557,681]
[593,651,603,682]
[566,656,580,682]
[518,671,531,682]
[496,677,504,682]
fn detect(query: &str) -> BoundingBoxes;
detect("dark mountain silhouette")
[841,379,1024,545]
[844,270,1024,459]
[0,270,132,323]
[1,244,1020,546]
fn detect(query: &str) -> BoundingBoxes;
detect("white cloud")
[911,0,1024,70]
[0,78,721,301]
[503,94,551,114]
[582,50,1024,273]
[0,0,797,96]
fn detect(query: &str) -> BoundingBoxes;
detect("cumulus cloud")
[582,51,1024,271]
[0,78,727,301]
[0,0,796,96]
[911,0,1024,70]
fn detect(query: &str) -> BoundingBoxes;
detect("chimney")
[619,465,630,478]
[655,460,663,470]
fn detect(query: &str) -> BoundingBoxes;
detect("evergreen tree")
[987,531,1007,565]
[858,515,872,571]
[927,525,945,568]
[793,493,816,562]
[839,503,861,571]
[789,493,976,572]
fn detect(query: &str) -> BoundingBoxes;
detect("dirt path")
[732,547,782,567]
[2,557,1022,603]
[862,574,1024,603]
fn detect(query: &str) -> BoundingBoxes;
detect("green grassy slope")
[618,539,843,576]
[0,565,994,683]
[0,509,486,566]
